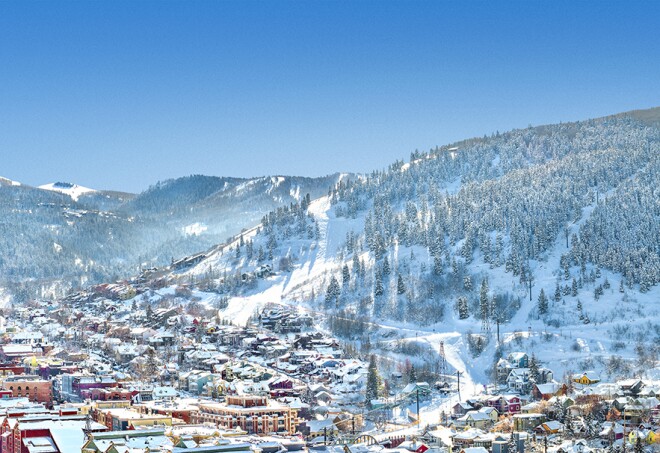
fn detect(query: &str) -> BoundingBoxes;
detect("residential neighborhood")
[0,278,656,453]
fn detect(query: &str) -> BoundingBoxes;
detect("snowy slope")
[38,182,97,201]
[176,108,660,396]
[0,176,21,186]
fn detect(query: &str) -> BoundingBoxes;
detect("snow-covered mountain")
[0,173,346,300]
[159,106,660,388]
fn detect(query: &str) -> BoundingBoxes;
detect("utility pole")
[416,389,420,427]
[438,342,446,376]
[457,371,462,401]
[622,409,626,453]
[352,416,355,435]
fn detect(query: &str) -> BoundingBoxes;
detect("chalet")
[535,420,564,435]
[572,372,600,386]
[533,382,568,400]
[453,401,475,417]
[457,407,499,429]
[618,379,645,396]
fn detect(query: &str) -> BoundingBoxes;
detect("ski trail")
[281,196,331,298]
[310,196,330,263]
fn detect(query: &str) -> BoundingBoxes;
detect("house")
[507,368,531,394]
[572,372,600,386]
[487,395,521,414]
[460,448,489,453]
[535,420,564,435]
[533,382,568,400]
[599,421,624,441]
[628,429,655,445]
[457,408,499,429]
[453,401,475,417]
[299,417,338,439]
[507,352,529,368]
[618,379,645,396]
[513,412,546,431]
[398,440,429,453]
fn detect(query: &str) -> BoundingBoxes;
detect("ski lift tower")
[438,341,447,376]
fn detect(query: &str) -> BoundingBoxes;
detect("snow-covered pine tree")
[397,274,406,295]
[457,297,469,319]
[537,289,548,315]
[366,354,382,407]
[342,264,350,288]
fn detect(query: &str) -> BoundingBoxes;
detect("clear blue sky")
[1,1,658,193]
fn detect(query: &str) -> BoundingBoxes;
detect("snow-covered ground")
[184,191,660,396]
[38,182,96,201]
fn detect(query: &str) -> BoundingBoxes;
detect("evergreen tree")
[571,278,578,297]
[464,276,473,291]
[352,253,360,279]
[374,269,384,297]
[507,432,517,453]
[529,354,540,384]
[553,398,566,423]
[554,283,562,303]
[342,264,350,288]
[457,297,469,319]
[479,279,490,324]
[594,284,604,300]
[144,346,159,382]
[366,354,382,407]
[433,254,443,275]
[325,276,341,308]
[408,364,417,383]
[537,289,548,315]
[383,256,391,275]
[564,411,574,436]
[397,274,406,295]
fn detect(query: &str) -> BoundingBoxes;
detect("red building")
[486,395,521,414]
[1,375,52,404]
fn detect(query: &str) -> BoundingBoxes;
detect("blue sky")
[1,1,659,193]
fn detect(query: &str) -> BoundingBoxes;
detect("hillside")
[163,107,660,389]
[0,174,344,300]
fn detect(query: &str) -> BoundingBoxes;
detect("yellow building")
[572,372,600,385]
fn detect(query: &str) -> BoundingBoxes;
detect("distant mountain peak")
[0,176,21,187]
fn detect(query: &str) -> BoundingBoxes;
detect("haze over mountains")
[0,173,346,300]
